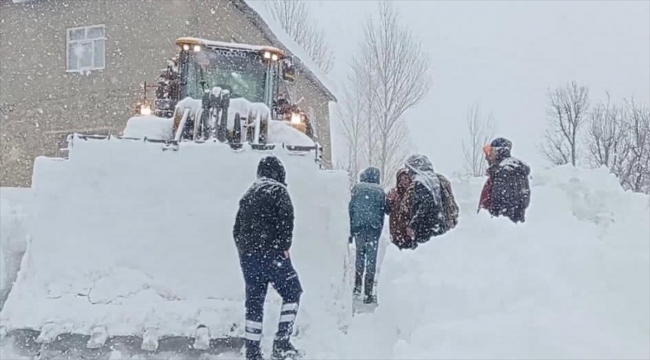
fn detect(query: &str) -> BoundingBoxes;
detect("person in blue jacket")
[348,167,386,304]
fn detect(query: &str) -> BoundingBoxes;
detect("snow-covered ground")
[1,160,648,359]
[0,187,31,307]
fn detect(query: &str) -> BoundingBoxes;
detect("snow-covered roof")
[234,0,338,102]
[175,37,286,56]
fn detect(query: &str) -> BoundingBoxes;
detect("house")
[0,0,337,187]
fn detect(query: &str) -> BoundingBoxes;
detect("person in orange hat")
[478,138,531,223]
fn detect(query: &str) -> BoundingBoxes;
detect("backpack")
[437,174,459,231]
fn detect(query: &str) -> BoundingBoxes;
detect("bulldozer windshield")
[185,48,269,103]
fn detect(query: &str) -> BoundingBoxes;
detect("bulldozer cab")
[149,37,314,145]
[170,37,293,116]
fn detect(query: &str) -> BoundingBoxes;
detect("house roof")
[233,0,338,102]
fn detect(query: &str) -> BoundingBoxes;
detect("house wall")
[0,0,333,187]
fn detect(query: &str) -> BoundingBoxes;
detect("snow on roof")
[235,0,338,102]
[175,37,285,56]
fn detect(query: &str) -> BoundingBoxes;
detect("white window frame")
[66,24,106,73]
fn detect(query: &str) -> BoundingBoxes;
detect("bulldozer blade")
[86,326,108,349]
[141,327,159,352]
[284,145,317,152]
[2,329,245,359]
[251,144,276,151]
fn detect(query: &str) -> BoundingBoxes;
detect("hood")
[405,154,435,175]
[396,168,410,190]
[404,154,443,207]
[257,156,286,185]
[360,167,381,184]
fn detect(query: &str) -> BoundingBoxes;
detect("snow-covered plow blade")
[0,135,352,358]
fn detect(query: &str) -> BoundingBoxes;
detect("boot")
[363,294,377,305]
[246,343,264,360]
[271,339,304,360]
[353,275,362,297]
[363,280,377,305]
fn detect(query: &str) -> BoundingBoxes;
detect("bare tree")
[541,81,590,166]
[336,69,369,184]
[619,99,650,193]
[585,94,650,194]
[462,103,495,177]
[265,0,334,74]
[361,1,430,184]
[585,93,624,168]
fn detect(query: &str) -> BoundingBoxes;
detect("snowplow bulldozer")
[0,135,353,358]
[138,37,317,149]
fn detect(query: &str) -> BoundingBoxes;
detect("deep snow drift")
[0,188,31,306]
[0,136,351,345]
[1,161,648,359]
[329,165,649,360]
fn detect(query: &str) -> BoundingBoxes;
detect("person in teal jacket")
[348,167,386,304]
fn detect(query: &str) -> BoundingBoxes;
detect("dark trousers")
[239,251,303,357]
[353,232,380,296]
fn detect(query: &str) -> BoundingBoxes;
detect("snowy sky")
[313,0,650,175]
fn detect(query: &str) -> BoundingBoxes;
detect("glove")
[348,236,353,244]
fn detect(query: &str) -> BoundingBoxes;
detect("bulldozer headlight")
[182,44,190,51]
[290,112,302,125]
[193,45,201,52]
[271,54,278,61]
[263,51,271,59]
[140,104,152,115]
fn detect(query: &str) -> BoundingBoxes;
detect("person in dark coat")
[233,156,303,360]
[478,137,531,223]
[402,154,447,244]
[386,168,416,250]
[348,167,386,304]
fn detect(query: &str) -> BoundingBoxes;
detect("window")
[185,49,268,103]
[66,25,105,72]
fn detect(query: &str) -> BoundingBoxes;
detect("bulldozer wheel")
[216,110,227,143]
[229,113,242,144]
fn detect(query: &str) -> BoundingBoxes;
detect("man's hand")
[406,227,415,239]
[284,250,290,259]
[348,236,353,244]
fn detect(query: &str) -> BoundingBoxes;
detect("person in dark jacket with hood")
[349,167,386,304]
[478,137,531,223]
[233,156,303,360]
[402,154,448,244]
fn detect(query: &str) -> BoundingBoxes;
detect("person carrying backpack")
[233,156,303,360]
[478,137,531,223]
[349,167,386,305]
[401,154,459,245]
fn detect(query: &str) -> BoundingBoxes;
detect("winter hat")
[490,137,512,159]
[490,137,512,150]
[257,156,286,185]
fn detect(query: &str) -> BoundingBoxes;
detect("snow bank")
[326,165,649,359]
[0,188,31,306]
[267,121,314,147]
[122,115,173,140]
[0,136,352,341]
